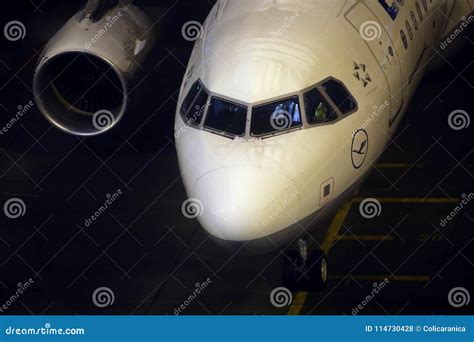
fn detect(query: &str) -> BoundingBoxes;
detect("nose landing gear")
[282,238,328,292]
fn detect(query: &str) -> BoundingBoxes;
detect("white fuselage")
[174,0,473,249]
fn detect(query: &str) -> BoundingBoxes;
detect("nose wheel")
[282,238,328,292]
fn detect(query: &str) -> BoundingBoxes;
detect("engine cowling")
[33,2,155,136]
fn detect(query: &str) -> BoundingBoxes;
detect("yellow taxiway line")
[353,197,460,203]
[374,163,424,168]
[288,200,352,315]
[286,196,451,315]
[335,234,395,241]
[320,201,353,255]
[328,275,431,282]
[287,291,309,316]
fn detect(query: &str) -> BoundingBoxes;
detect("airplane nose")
[193,167,301,241]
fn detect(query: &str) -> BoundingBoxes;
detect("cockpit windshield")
[204,97,247,137]
[180,80,209,127]
[321,79,357,115]
[250,97,302,136]
[304,87,337,125]
[179,78,357,139]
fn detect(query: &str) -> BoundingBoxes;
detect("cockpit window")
[180,78,356,139]
[321,79,357,115]
[250,96,302,136]
[180,80,209,127]
[304,87,338,125]
[204,97,247,137]
[181,81,201,115]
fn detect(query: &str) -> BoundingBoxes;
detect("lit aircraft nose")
[194,167,301,241]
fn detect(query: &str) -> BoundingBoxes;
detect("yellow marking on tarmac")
[376,163,474,169]
[320,201,353,255]
[335,235,395,241]
[285,196,449,314]
[329,275,430,282]
[287,291,308,316]
[287,201,352,315]
[353,197,459,203]
[375,163,424,168]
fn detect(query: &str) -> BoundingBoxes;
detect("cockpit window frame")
[249,95,304,138]
[178,77,358,140]
[298,76,359,129]
[302,85,339,127]
[320,77,359,117]
[203,95,249,139]
[179,79,210,128]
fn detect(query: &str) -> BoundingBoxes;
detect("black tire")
[303,250,328,291]
[282,250,303,291]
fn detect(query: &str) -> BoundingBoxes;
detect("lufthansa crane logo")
[351,129,369,169]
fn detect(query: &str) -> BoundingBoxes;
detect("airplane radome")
[33,0,473,291]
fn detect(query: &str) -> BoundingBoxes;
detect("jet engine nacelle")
[33,1,154,136]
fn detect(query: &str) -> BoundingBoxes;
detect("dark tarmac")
[0,0,473,315]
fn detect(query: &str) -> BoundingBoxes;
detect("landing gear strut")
[282,237,328,291]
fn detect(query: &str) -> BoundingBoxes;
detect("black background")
[0,0,473,315]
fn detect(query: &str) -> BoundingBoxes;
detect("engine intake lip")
[33,50,128,136]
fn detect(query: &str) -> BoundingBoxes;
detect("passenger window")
[400,30,408,49]
[321,79,357,115]
[303,87,337,125]
[411,11,418,30]
[416,2,423,21]
[251,97,302,136]
[180,80,208,127]
[406,20,413,40]
[204,97,247,137]
[378,0,400,20]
